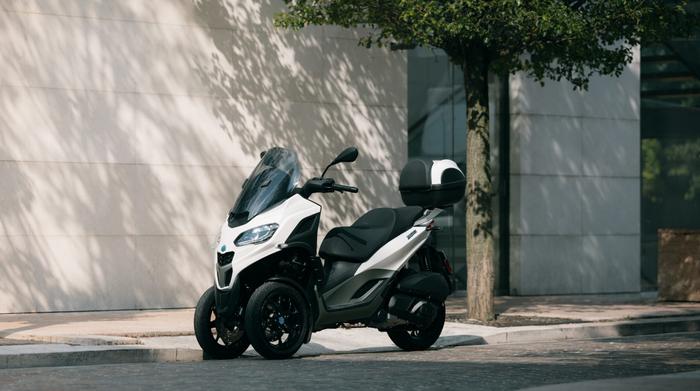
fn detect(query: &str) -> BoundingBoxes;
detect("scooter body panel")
[216,199,444,323]
[215,194,320,291]
[355,226,431,275]
[311,224,434,327]
[313,268,393,326]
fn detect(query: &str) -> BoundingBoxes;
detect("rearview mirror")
[331,147,358,165]
[322,146,359,177]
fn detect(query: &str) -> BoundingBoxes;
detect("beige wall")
[0,0,407,313]
[509,47,641,294]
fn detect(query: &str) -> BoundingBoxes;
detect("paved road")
[1,333,699,390]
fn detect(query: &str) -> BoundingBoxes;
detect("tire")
[245,281,309,359]
[194,286,250,359]
[387,302,446,351]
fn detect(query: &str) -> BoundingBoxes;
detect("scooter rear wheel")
[245,281,309,359]
[387,302,445,351]
[194,286,250,359]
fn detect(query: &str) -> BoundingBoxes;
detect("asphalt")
[521,371,700,391]
[1,333,698,390]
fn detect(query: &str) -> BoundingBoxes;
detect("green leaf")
[274,0,699,85]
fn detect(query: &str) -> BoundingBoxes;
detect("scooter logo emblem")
[406,230,417,240]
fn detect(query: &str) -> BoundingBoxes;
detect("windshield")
[228,148,301,227]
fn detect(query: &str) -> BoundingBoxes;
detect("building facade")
[0,0,406,313]
[1,1,697,313]
[409,47,643,295]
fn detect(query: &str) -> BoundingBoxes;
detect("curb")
[0,347,202,370]
[481,315,700,345]
[6,334,141,346]
[2,316,699,370]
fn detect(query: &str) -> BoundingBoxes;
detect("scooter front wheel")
[245,281,309,359]
[194,286,250,359]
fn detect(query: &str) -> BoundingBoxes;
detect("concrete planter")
[658,229,700,302]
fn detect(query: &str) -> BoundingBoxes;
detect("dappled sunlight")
[191,0,407,228]
[508,48,641,295]
[0,0,406,313]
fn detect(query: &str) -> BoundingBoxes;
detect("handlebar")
[299,178,358,197]
[333,183,359,193]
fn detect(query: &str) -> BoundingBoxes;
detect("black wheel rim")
[209,305,244,347]
[408,329,423,338]
[259,293,303,350]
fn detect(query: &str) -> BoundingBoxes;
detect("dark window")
[407,48,467,290]
[641,27,700,288]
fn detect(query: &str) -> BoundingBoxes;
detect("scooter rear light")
[426,220,437,230]
[442,258,453,274]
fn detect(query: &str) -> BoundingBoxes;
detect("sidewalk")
[448,292,700,324]
[1,293,699,369]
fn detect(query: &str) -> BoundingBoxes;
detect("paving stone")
[0,333,698,391]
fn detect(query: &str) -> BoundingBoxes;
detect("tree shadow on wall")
[0,2,243,313]
[0,0,406,314]
[191,0,408,232]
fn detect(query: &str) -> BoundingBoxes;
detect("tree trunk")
[463,59,495,322]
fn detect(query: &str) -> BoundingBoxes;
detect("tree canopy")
[276,0,698,88]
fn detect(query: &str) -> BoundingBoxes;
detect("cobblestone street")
[1,333,699,390]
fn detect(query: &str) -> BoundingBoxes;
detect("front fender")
[215,276,241,320]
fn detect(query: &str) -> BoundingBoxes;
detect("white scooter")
[194,147,465,359]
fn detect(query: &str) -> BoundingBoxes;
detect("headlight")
[234,224,278,246]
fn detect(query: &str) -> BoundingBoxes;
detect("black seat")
[319,206,423,263]
[393,206,425,237]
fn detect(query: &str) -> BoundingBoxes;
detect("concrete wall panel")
[580,177,641,235]
[509,47,641,295]
[510,175,581,236]
[510,235,583,295]
[510,234,641,295]
[510,114,582,176]
[511,51,640,121]
[0,1,406,312]
[581,235,641,293]
[2,0,286,30]
[581,118,640,177]
[0,10,29,87]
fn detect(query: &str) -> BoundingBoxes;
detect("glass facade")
[641,32,700,288]
[407,48,509,292]
[407,47,468,289]
[407,31,700,293]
